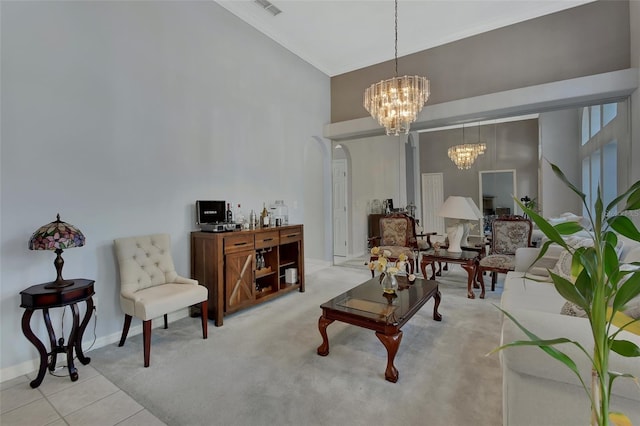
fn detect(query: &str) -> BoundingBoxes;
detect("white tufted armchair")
[114,233,208,367]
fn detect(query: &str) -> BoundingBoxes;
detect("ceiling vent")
[254,0,282,16]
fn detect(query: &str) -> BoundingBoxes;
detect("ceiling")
[216,0,595,77]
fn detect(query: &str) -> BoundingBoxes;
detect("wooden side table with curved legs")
[420,249,481,299]
[20,279,95,388]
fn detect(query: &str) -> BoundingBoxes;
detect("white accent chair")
[114,233,208,367]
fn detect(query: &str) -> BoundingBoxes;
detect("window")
[581,107,589,146]
[590,105,601,137]
[603,103,617,127]
[580,102,620,214]
[602,141,617,214]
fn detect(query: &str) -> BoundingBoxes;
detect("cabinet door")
[225,250,255,312]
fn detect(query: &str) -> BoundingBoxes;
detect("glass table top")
[320,275,438,325]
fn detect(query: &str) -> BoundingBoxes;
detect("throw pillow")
[552,250,575,282]
[560,301,588,318]
[527,244,563,280]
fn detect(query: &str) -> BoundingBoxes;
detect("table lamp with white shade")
[438,196,483,253]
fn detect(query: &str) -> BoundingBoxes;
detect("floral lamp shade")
[29,214,85,289]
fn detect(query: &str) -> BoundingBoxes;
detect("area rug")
[90,266,503,426]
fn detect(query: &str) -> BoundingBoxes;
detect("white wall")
[539,109,582,217]
[631,0,640,187]
[338,135,405,257]
[0,1,330,377]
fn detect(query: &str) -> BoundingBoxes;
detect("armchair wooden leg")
[118,315,132,347]
[491,272,497,291]
[163,314,168,329]
[201,301,208,339]
[143,319,151,368]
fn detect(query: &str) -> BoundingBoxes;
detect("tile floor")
[0,364,166,426]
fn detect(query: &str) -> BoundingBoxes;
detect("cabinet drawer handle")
[234,242,247,246]
[263,238,273,242]
[286,234,298,238]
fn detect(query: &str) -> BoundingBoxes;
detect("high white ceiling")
[216,0,595,76]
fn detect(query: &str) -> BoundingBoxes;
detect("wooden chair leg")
[201,301,208,339]
[118,315,132,347]
[492,272,497,291]
[143,319,152,367]
[163,314,168,329]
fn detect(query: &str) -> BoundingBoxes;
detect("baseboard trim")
[0,309,189,383]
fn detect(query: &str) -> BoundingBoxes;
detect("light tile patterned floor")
[0,365,165,426]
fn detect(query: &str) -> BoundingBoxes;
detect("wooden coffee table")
[420,248,481,299]
[317,275,441,383]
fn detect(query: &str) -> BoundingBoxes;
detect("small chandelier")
[363,0,430,136]
[448,124,486,170]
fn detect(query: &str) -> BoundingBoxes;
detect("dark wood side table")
[420,249,481,299]
[20,279,95,388]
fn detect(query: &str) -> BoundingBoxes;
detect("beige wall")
[331,0,631,123]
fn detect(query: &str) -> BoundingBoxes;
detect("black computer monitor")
[196,200,226,224]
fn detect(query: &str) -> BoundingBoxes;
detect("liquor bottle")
[249,209,256,229]
[226,203,233,223]
[236,203,245,225]
[261,203,269,227]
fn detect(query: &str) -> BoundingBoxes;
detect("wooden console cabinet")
[191,225,305,326]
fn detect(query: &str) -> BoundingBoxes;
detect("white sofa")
[499,238,640,426]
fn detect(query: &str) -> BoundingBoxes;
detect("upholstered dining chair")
[114,233,208,367]
[368,213,424,277]
[476,215,532,297]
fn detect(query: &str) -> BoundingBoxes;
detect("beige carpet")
[90,265,503,426]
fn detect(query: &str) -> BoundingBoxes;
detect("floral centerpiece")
[368,247,415,293]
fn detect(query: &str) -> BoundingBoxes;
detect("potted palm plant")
[493,163,640,426]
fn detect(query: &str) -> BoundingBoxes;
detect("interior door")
[332,159,347,257]
[421,173,445,235]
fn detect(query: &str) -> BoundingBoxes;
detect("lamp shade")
[438,196,483,220]
[29,214,85,289]
[464,197,483,220]
[29,214,85,251]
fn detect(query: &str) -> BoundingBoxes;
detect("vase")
[381,273,398,294]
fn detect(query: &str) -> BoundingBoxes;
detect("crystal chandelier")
[448,125,486,170]
[363,0,430,136]
[448,143,487,169]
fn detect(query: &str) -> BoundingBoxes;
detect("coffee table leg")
[375,331,403,383]
[317,316,334,356]
[433,289,443,321]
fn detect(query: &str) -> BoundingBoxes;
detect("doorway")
[332,158,347,257]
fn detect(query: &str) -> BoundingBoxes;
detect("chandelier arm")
[394,0,398,77]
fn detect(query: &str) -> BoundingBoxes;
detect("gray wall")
[1,1,330,376]
[331,0,630,123]
[419,119,539,215]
